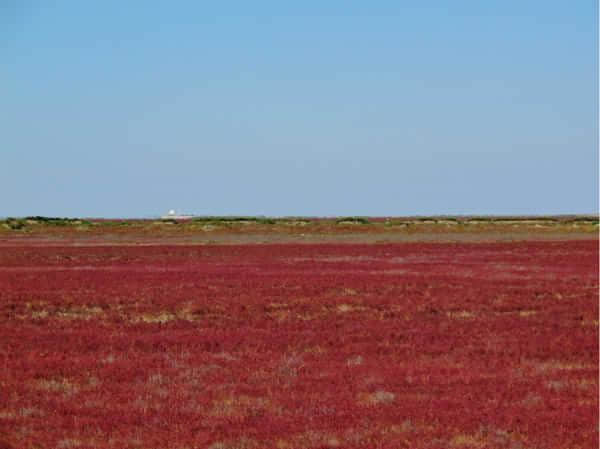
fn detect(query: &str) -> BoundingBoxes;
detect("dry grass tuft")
[337,303,366,313]
[136,311,176,323]
[208,438,259,449]
[450,433,487,448]
[389,419,415,434]
[446,310,476,319]
[451,427,527,449]
[35,378,79,396]
[545,380,567,391]
[209,395,275,419]
[284,430,343,448]
[57,439,83,448]
[346,355,364,366]
[520,393,543,408]
[358,390,395,406]
[532,360,594,373]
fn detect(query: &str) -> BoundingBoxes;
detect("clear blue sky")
[2,1,597,217]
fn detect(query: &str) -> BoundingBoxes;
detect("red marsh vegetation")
[0,240,597,448]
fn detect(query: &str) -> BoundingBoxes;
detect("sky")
[1,1,598,217]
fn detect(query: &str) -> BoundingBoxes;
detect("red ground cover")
[0,241,598,448]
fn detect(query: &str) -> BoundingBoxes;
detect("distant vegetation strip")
[0,215,597,231]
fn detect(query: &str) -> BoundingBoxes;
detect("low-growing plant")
[571,216,599,225]
[0,240,596,448]
[335,216,371,224]
[6,219,27,230]
[192,216,277,225]
[24,216,90,226]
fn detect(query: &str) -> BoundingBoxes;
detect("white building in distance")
[161,210,195,220]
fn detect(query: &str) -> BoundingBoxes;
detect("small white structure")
[161,210,194,220]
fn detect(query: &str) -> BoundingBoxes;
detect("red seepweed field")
[0,239,598,448]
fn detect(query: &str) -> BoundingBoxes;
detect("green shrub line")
[191,216,277,225]
[24,216,92,226]
[335,217,371,224]
[1,216,92,230]
[5,219,26,230]
[1,215,597,231]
